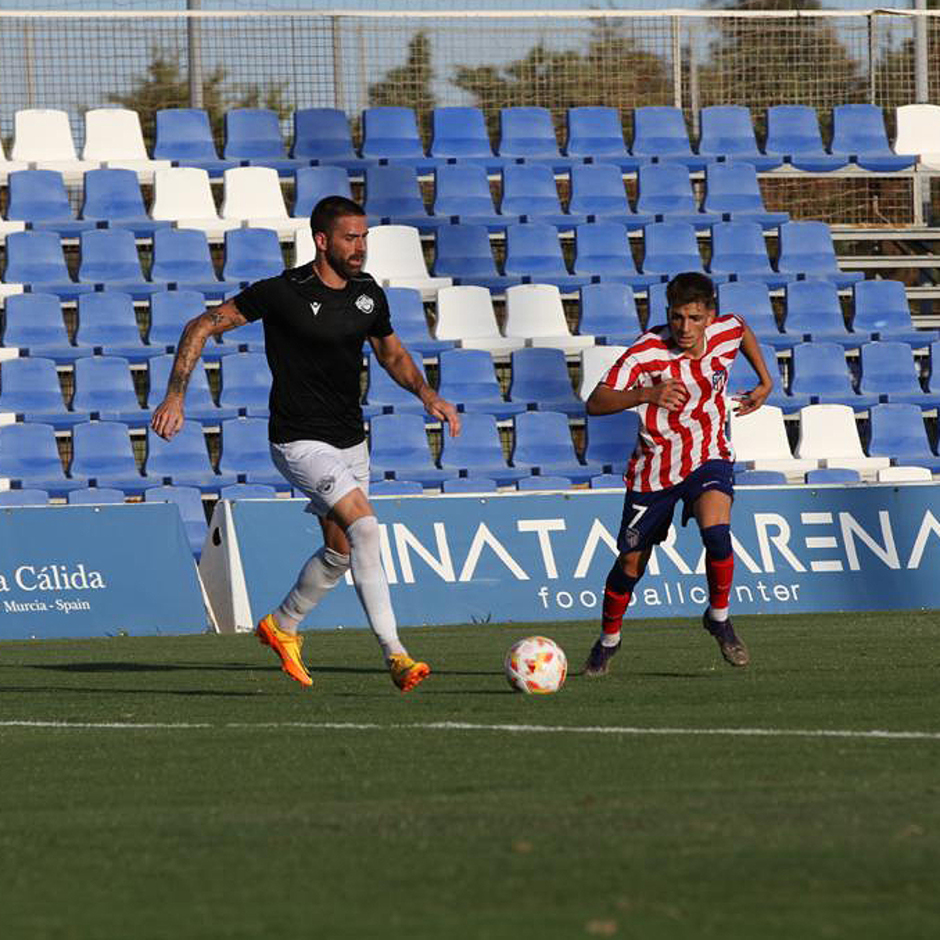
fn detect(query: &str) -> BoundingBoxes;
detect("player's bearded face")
[323,216,368,279]
[668,301,714,357]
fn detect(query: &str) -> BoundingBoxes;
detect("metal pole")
[332,15,344,111]
[914,0,928,103]
[689,24,700,138]
[188,0,204,109]
[868,13,876,105]
[672,16,682,110]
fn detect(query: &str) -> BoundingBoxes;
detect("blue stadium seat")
[0,488,50,506]
[726,340,804,412]
[75,292,154,363]
[6,169,96,237]
[858,341,938,406]
[363,165,436,232]
[80,168,171,238]
[432,223,521,292]
[150,228,243,299]
[153,108,236,177]
[429,106,504,172]
[72,355,151,426]
[148,291,217,357]
[516,474,573,491]
[572,222,658,289]
[565,106,644,173]
[291,108,372,174]
[765,105,850,172]
[583,410,640,476]
[789,341,878,409]
[0,422,85,494]
[805,467,861,484]
[631,106,709,171]
[775,222,864,288]
[578,283,643,345]
[219,482,278,500]
[502,223,591,290]
[437,412,528,485]
[384,287,455,356]
[1,293,83,362]
[501,164,584,230]
[436,348,526,420]
[697,106,783,171]
[144,484,209,557]
[219,351,271,417]
[441,476,498,494]
[292,166,353,219]
[783,280,859,348]
[590,473,626,489]
[222,227,285,285]
[218,417,284,486]
[646,281,668,325]
[431,163,510,231]
[367,413,451,485]
[867,403,940,473]
[508,347,584,417]
[497,107,573,172]
[734,469,788,485]
[511,411,591,483]
[930,341,940,396]
[852,280,935,347]
[78,228,159,299]
[70,420,156,494]
[370,479,425,496]
[0,356,85,429]
[702,162,789,228]
[224,107,302,176]
[831,104,916,172]
[67,486,126,504]
[717,280,795,350]
[146,420,236,492]
[360,106,439,174]
[362,352,428,417]
[708,221,792,289]
[635,163,719,229]
[567,163,654,231]
[639,222,705,278]
[3,231,95,300]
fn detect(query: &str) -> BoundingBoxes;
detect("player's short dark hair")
[310,195,366,236]
[666,272,716,310]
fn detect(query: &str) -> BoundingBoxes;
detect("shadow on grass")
[0,685,265,698]
[23,662,259,674]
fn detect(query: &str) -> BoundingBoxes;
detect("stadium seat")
[859,341,938,406]
[511,410,591,482]
[572,222,659,289]
[893,104,940,170]
[590,473,626,489]
[707,221,791,289]
[6,169,96,237]
[805,467,861,484]
[0,355,84,428]
[516,474,573,491]
[631,106,708,171]
[578,283,643,346]
[876,465,933,482]
[292,166,353,220]
[222,227,286,286]
[0,137,29,183]
[728,339,803,413]
[363,165,436,232]
[150,228,242,299]
[367,413,451,485]
[150,167,240,240]
[775,222,864,288]
[728,405,818,481]
[360,106,439,174]
[567,163,654,231]
[794,403,889,478]
[145,420,236,492]
[733,470,788,485]
[646,281,668,326]
[293,227,315,266]
[429,106,503,172]
[148,291,211,354]
[500,164,584,230]
[362,352,430,418]
[384,286,454,356]
[437,412,528,485]
[639,221,705,278]
[0,422,85,494]
[436,348,526,420]
[219,482,278,500]
[866,403,940,473]
[75,292,153,363]
[223,107,302,176]
[147,353,237,424]
[502,224,592,292]
[440,476,498,494]
[702,162,789,228]
[789,341,878,408]
[3,231,95,301]
[219,351,271,417]
[218,417,284,486]
[782,280,859,348]
[696,105,783,171]
[363,225,452,299]
[77,229,159,299]
[72,355,151,426]
[0,488,50,506]
[370,479,425,496]
[717,281,795,351]
[80,168,171,238]
[497,106,573,172]
[582,410,640,476]
[1,293,82,362]
[830,104,916,172]
[503,282,594,353]
[508,346,585,416]
[431,224,521,292]
[290,108,372,174]
[577,345,629,402]
[565,106,644,173]
[82,107,171,182]
[144,484,209,557]
[11,108,97,181]
[67,485,126,504]
[152,108,236,177]
[70,420,156,494]
[220,166,308,237]
[765,105,850,172]
[431,163,510,231]
[433,285,524,353]
[851,280,935,347]
[634,163,719,229]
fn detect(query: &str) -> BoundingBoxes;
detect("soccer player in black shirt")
[151,196,460,691]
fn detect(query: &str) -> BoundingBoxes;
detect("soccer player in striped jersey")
[583,271,774,675]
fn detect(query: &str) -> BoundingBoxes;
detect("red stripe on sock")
[705,553,734,609]
[602,588,631,635]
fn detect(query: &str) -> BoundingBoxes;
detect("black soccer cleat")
[583,638,621,677]
[702,612,750,667]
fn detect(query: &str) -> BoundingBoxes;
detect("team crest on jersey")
[355,294,374,314]
[309,301,321,316]
[712,368,728,392]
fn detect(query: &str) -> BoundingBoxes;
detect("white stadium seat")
[729,405,818,481]
[363,225,451,299]
[434,285,525,354]
[794,404,890,480]
[293,226,315,267]
[220,166,308,238]
[893,103,940,171]
[82,108,171,182]
[11,108,98,182]
[150,167,240,240]
[876,465,933,483]
[578,344,628,401]
[503,283,594,355]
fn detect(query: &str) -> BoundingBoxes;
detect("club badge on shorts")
[355,294,374,314]
[315,476,335,496]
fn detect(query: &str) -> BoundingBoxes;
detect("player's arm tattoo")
[166,301,247,398]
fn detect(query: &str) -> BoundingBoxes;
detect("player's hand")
[151,397,185,440]
[648,378,688,412]
[424,394,461,437]
[734,382,772,417]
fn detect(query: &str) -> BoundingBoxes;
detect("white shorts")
[270,439,370,517]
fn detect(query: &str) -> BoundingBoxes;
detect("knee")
[701,523,732,559]
[322,546,350,575]
[346,514,380,556]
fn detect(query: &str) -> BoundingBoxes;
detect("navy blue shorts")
[616,460,734,554]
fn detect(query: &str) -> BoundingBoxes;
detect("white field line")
[1,720,939,741]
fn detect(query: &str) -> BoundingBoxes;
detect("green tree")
[368,32,436,140]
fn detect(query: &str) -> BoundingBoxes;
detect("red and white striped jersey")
[601,314,745,492]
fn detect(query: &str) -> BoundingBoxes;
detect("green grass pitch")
[1,611,939,940]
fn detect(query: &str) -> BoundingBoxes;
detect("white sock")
[347,516,405,660]
[600,631,621,648]
[708,605,729,623]
[273,546,350,632]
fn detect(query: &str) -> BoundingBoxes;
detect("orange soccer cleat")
[387,654,430,693]
[255,614,313,687]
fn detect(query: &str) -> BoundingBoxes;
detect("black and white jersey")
[233,263,393,447]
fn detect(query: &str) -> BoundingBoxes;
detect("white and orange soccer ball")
[504,636,568,694]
